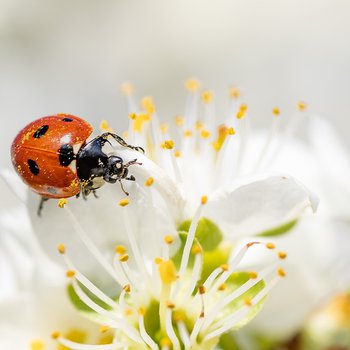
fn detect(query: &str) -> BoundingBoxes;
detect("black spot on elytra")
[33,125,49,138]
[62,117,73,122]
[27,159,39,175]
[58,144,75,166]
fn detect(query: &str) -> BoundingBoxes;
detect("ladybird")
[11,113,143,215]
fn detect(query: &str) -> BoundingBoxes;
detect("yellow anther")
[195,121,204,131]
[236,104,248,119]
[200,129,211,138]
[272,107,280,116]
[191,244,203,254]
[154,257,163,265]
[58,198,68,208]
[229,86,241,99]
[198,285,206,294]
[51,332,61,340]
[66,270,76,278]
[185,78,200,92]
[175,115,185,126]
[159,260,178,284]
[30,340,44,350]
[99,119,112,131]
[298,101,307,111]
[124,308,133,316]
[164,235,174,244]
[119,198,130,207]
[145,177,154,187]
[122,130,129,140]
[162,140,175,150]
[128,112,137,120]
[160,337,172,347]
[99,325,110,333]
[218,283,227,291]
[201,195,208,205]
[278,267,286,277]
[184,130,193,137]
[236,109,246,119]
[138,307,146,316]
[244,298,252,306]
[174,150,182,158]
[212,124,229,152]
[228,127,235,135]
[120,82,134,96]
[166,301,175,309]
[115,245,127,254]
[278,251,287,259]
[249,271,258,279]
[141,96,155,114]
[160,123,169,134]
[266,242,276,249]
[239,104,248,112]
[201,90,213,104]
[119,254,129,262]
[220,263,229,271]
[129,113,151,132]
[123,284,131,293]
[57,243,66,254]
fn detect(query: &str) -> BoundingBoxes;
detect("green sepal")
[143,299,161,340]
[67,283,113,324]
[258,219,298,237]
[171,231,200,269]
[222,272,266,330]
[177,217,223,251]
[201,243,233,283]
[218,332,241,350]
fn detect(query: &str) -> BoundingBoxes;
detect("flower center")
[52,196,285,350]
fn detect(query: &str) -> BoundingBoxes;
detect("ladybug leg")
[82,188,90,200]
[101,133,144,153]
[38,197,49,217]
[125,175,136,181]
[92,190,99,199]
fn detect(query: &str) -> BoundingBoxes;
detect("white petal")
[0,169,28,203]
[243,217,350,340]
[0,284,100,349]
[308,115,350,218]
[204,175,317,238]
[28,149,182,283]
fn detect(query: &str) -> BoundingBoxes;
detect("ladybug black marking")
[33,125,49,138]
[27,159,39,175]
[62,117,73,122]
[58,144,75,166]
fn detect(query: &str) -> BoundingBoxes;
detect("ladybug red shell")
[11,114,93,198]
[11,113,143,212]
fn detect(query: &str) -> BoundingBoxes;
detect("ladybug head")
[104,156,140,183]
[105,155,128,181]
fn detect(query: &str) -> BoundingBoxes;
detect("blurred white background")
[1,0,350,167]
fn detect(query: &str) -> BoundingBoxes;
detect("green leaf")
[177,217,223,251]
[258,219,298,237]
